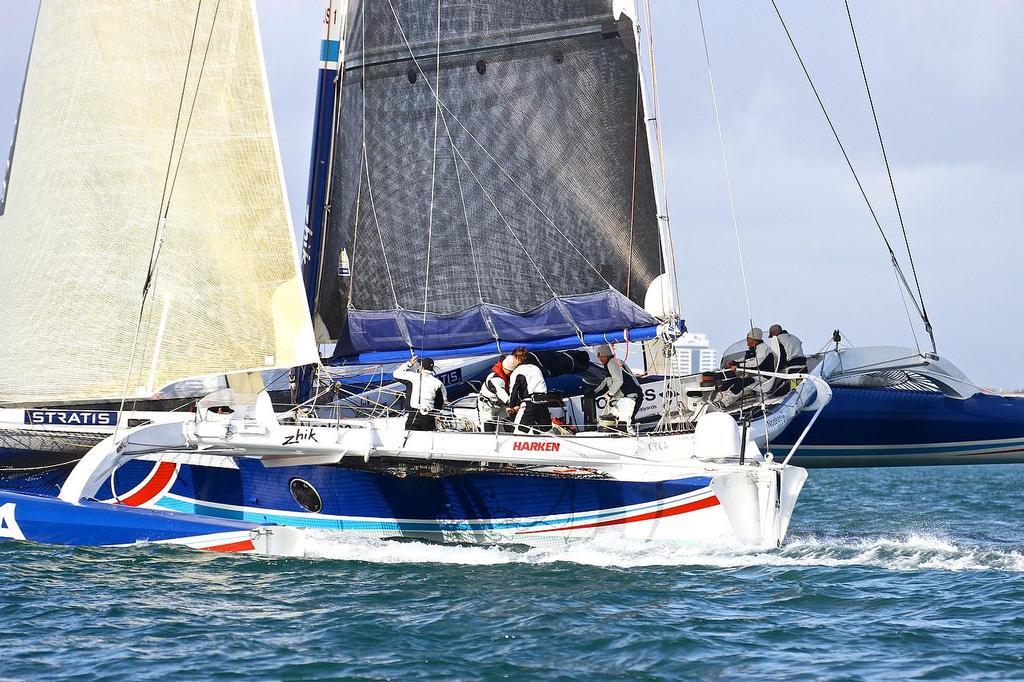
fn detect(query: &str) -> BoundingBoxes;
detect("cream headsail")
[0,0,317,404]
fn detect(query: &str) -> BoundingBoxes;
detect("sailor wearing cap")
[769,324,806,372]
[721,328,775,407]
[593,344,644,430]
[393,355,448,431]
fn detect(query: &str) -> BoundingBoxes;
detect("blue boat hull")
[0,488,288,553]
[774,388,1024,467]
[118,459,726,543]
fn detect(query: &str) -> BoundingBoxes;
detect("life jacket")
[491,360,509,385]
[479,361,511,405]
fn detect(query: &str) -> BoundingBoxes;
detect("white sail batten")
[0,0,317,405]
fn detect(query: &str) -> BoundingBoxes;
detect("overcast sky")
[2,2,1021,388]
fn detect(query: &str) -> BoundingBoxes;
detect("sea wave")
[303,531,1024,572]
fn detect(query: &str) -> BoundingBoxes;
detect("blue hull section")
[105,459,712,533]
[775,388,1024,467]
[0,489,263,549]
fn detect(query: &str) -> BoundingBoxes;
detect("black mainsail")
[314,0,672,360]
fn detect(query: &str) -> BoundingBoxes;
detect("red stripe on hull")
[120,462,177,507]
[202,539,256,553]
[517,494,721,535]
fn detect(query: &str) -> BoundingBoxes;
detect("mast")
[295,0,348,403]
[302,0,347,340]
[624,0,681,319]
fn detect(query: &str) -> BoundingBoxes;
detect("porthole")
[475,59,486,75]
[289,478,323,513]
[407,68,417,84]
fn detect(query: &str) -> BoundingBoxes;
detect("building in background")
[599,334,718,375]
[671,333,718,376]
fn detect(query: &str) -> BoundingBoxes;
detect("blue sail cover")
[313,1,668,359]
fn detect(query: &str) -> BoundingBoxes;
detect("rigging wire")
[382,0,616,292]
[313,0,348,326]
[358,6,403,341]
[892,262,922,353]
[769,0,931,351]
[446,119,499,342]
[696,0,771,448]
[420,0,443,346]
[113,0,208,444]
[131,0,226,415]
[346,155,365,309]
[383,0,589,344]
[450,141,564,304]
[695,0,754,333]
[641,0,684,317]
[844,0,935,353]
[625,70,640,303]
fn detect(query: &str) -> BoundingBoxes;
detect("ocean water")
[2,465,1024,681]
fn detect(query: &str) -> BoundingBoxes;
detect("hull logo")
[283,428,319,446]
[437,368,463,386]
[0,503,25,541]
[24,410,117,427]
[512,441,561,452]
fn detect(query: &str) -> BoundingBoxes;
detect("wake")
[303,531,1024,572]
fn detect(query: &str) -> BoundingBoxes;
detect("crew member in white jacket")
[507,348,551,433]
[769,324,806,372]
[477,354,519,432]
[594,344,644,428]
[721,328,776,407]
[393,356,448,431]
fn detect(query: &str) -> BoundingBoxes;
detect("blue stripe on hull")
[149,459,712,525]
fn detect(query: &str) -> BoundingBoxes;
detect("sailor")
[477,354,519,432]
[769,324,806,372]
[593,344,644,430]
[393,355,447,431]
[507,347,552,433]
[721,327,776,406]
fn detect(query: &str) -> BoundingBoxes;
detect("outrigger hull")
[0,488,305,556]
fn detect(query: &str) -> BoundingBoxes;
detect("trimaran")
[0,0,831,555]
[1,1,1021,556]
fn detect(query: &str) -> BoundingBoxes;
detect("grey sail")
[315,0,667,358]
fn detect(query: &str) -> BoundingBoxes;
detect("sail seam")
[695,0,753,332]
[343,25,607,71]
